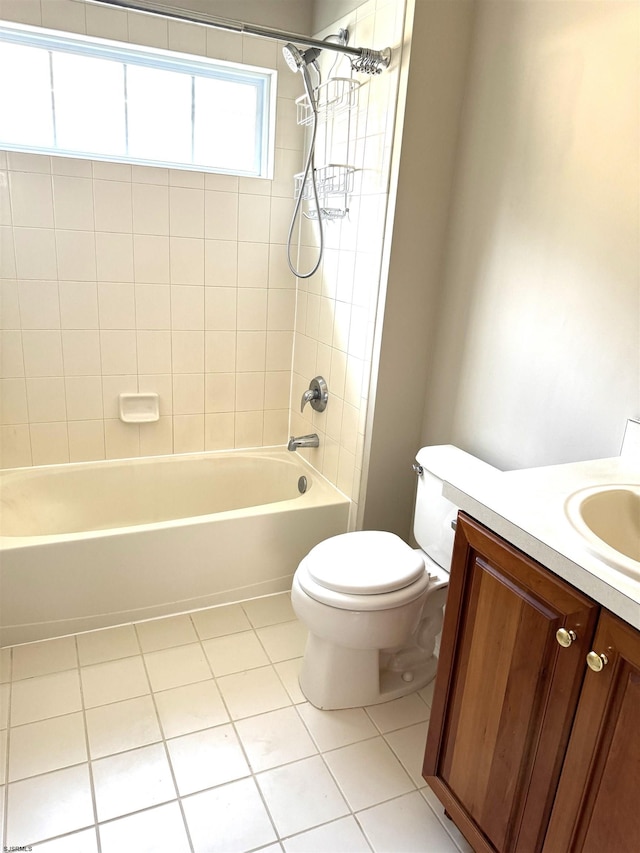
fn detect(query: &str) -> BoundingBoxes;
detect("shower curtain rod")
[89,0,391,72]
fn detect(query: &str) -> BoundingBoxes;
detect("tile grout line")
[133,614,197,853]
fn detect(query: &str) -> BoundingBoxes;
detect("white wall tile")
[0,0,41,25]
[238,243,269,289]
[267,290,295,331]
[102,375,137,419]
[170,238,204,285]
[59,282,99,329]
[62,330,101,376]
[105,419,140,459]
[168,20,206,55]
[205,331,236,373]
[238,195,271,243]
[26,377,67,422]
[135,285,171,330]
[94,180,133,233]
[236,372,265,412]
[173,374,204,415]
[205,192,238,241]
[0,330,24,377]
[9,172,54,228]
[22,330,64,377]
[0,225,16,277]
[96,233,134,282]
[205,412,235,450]
[205,373,235,413]
[65,376,104,421]
[173,414,204,453]
[266,331,293,372]
[237,289,267,331]
[236,331,266,373]
[14,228,57,280]
[0,423,32,467]
[18,281,60,329]
[100,330,137,375]
[132,183,169,235]
[235,410,263,447]
[0,379,28,424]
[0,281,21,329]
[170,187,204,238]
[205,240,237,287]
[41,0,86,33]
[85,2,128,40]
[52,176,95,230]
[139,416,173,456]
[133,235,170,284]
[137,331,172,375]
[98,283,136,329]
[205,288,236,331]
[56,230,97,281]
[68,419,106,462]
[171,285,204,330]
[172,331,204,373]
[30,421,69,465]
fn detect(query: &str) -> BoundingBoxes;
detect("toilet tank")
[413,445,499,571]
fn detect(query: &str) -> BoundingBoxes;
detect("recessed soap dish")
[119,392,159,423]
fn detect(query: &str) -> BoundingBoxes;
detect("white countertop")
[443,455,640,630]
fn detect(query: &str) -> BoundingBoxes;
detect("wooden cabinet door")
[423,514,598,853]
[543,610,640,852]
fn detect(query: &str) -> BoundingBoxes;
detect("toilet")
[291,445,497,710]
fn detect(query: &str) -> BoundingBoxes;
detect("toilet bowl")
[291,445,498,710]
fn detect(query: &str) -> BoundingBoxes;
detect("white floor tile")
[358,791,461,853]
[418,680,436,708]
[183,777,277,853]
[274,658,306,704]
[92,743,177,822]
[217,665,291,720]
[256,621,308,663]
[6,764,94,844]
[297,702,378,752]
[99,801,191,853]
[86,695,162,759]
[77,625,139,665]
[11,669,82,725]
[136,614,198,652]
[202,630,270,676]
[242,593,296,628]
[283,816,372,853]
[11,636,77,680]
[167,724,250,795]
[257,755,349,838]
[154,679,229,739]
[191,603,252,639]
[8,712,87,781]
[235,706,317,772]
[32,827,99,852]
[323,737,415,812]
[144,643,211,692]
[365,694,430,734]
[421,786,474,853]
[81,656,150,708]
[385,722,430,788]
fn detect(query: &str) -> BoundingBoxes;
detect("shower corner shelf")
[296,77,361,126]
[294,163,356,222]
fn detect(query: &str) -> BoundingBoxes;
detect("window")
[0,22,276,177]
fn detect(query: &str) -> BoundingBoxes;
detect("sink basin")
[565,485,640,580]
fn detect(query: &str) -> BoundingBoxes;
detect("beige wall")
[362,0,476,536]
[422,0,640,472]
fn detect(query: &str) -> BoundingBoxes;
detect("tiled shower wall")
[289,0,405,526]
[0,0,405,529]
[0,0,303,467]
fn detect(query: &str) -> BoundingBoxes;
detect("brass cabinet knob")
[586,651,609,672]
[556,628,577,648]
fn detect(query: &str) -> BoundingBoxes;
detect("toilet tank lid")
[302,531,425,595]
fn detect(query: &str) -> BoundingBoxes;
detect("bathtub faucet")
[287,434,320,451]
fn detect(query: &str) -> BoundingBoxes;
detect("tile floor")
[0,592,472,853]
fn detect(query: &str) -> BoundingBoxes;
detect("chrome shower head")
[282,43,304,72]
[282,43,322,73]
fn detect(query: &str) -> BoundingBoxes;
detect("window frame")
[0,21,277,178]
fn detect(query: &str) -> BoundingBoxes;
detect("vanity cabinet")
[423,513,640,853]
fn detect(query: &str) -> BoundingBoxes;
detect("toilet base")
[298,632,439,710]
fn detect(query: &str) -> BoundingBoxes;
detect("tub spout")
[288,434,320,451]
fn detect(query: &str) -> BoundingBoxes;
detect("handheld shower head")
[282,43,322,73]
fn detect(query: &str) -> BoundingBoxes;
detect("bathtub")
[0,448,350,646]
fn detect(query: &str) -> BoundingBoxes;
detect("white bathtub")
[0,448,350,646]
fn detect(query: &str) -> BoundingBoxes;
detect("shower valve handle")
[301,376,328,413]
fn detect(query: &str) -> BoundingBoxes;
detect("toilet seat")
[296,530,442,612]
[305,531,426,594]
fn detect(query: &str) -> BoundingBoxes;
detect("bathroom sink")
[565,485,640,580]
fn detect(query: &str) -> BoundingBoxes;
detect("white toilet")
[291,445,496,710]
